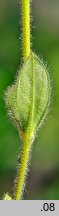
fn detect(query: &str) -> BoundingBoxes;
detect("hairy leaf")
[5,53,51,140]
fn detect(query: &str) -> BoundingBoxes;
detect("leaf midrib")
[29,55,35,134]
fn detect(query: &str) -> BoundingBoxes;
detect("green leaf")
[5,52,51,140]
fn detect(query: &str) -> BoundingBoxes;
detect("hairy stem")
[14,135,32,200]
[14,0,31,200]
[21,0,31,61]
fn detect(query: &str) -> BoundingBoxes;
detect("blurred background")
[0,0,59,200]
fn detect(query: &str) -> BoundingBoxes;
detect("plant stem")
[21,0,30,61]
[14,134,32,200]
[14,0,31,200]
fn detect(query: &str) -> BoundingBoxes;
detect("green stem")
[14,0,31,200]
[14,134,32,200]
[21,0,31,61]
